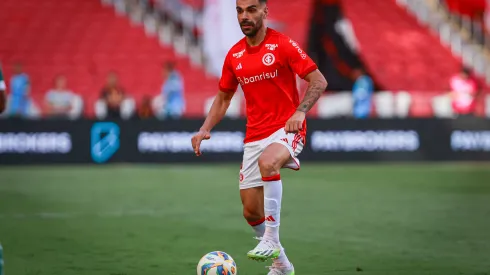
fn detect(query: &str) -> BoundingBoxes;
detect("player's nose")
[239,13,251,22]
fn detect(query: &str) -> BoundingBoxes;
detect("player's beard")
[240,18,264,37]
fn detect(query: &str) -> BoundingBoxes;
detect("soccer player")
[191,0,327,274]
[0,64,6,113]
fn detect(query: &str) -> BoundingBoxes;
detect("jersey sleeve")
[282,37,318,79]
[218,53,239,93]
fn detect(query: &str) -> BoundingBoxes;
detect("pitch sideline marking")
[0,209,170,220]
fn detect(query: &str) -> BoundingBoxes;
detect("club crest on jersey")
[262,53,275,66]
[265,44,278,51]
[233,49,245,59]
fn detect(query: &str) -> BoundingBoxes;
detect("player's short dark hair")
[259,0,267,4]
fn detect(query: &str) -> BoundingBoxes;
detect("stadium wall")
[0,118,489,164]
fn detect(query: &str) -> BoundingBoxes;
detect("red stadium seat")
[341,0,462,92]
[0,0,219,117]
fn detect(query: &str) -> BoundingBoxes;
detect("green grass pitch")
[1,163,489,275]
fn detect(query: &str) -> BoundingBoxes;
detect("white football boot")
[267,262,295,275]
[247,237,281,261]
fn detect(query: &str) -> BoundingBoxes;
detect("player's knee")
[243,206,262,222]
[258,155,279,177]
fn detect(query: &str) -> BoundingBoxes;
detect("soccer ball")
[197,251,237,275]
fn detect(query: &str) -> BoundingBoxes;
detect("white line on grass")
[0,210,168,219]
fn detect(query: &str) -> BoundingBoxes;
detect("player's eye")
[236,8,243,14]
[247,7,257,13]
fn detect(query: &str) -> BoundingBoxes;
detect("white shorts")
[239,127,305,189]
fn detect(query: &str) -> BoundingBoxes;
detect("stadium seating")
[486,95,490,117]
[316,92,353,118]
[340,0,462,92]
[1,0,486,119]
[181,0,203,10]
[0,0,316,118]
[443,0,486,17]
[0,0,219,117]
[266,0,314,47]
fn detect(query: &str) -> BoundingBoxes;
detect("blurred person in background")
[100,71,126,119]
[137,95,154,119]
[351,68,373,119]
[8,62,31,118]
[0,64,5,113]
[160,61,185,119]
[44,75,76,119]
[449,67,479,118]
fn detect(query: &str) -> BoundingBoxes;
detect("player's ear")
[263,6,269,19]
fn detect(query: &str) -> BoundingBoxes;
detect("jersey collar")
[246,27,272,54]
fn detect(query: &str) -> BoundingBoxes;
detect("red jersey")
[219,28,318,143]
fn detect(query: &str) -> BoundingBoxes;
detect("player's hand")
[285,110,305,133]
[191,129,211,156]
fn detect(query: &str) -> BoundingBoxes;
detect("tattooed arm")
[297,69,328,113]
[284,69,327,133]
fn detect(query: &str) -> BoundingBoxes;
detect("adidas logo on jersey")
[236,63,242,70]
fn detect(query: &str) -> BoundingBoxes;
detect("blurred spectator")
[137,95,155,119]
[449,67,479,117]
[0,63,6,114]
[160,62,185,119]
[44,75,77,119]
[351,68,374,119]
[8,62,31,118]
[100,72,126,118]
[134,0,155,12]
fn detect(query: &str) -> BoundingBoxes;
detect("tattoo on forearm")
[297,80,325,113]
